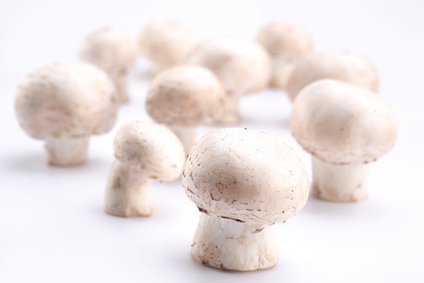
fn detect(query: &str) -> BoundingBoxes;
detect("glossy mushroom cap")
[113,121,185,182]
[257,22,312,59]
[183,128,310,225]
[287,50,379,101]
[139,21,197,67]
[187,38,272,95]
[79,27,138,74]
[145,65,225,126]
[290,79,398,164]
[15,62,117,140]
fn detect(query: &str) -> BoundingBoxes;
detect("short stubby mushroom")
[79,27,138,103]
[286,50,379,101]
[257,22,313,90]
[15,62,118,166]
[182,128,310,271]
[290,79,398,202]
[145,65,225,153]
[104,121,185,217]
[186,38,272,124]
[139,21,197,76]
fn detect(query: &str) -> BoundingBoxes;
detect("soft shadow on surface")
[302,194,368,216]
[4,151,109,175]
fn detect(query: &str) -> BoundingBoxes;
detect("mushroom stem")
[44,137,89,166]
[168,125,197,154]
[191,213,278,271]
[104,160,153,217]
[312,157,368,202]
[110,75,130,103]
[216,91,242,124]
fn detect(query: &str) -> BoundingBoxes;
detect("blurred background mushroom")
[79,27,138,103]
[15,62,118,166]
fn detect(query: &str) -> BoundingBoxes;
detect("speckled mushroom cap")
[290,79,398,164]
[139,21,197,66]
[15,62,118,140]
[145,65,225,126]
[286,50,379,101]
[186,38,272,95]
[182,128,310,225]
[79,27,138,74]
[256,22,313,59]
[113,121,185,182]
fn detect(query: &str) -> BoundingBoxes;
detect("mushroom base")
[312,157,368,202]
[104,160,153,217]
[168,125,197,154]
[215,92,241,124]
[45,137,89,166]
[191,214,278,271]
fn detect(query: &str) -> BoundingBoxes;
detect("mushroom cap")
[145,65,225,126]
[286,50,379,101]
[290,79,398,164]
[186,38,272,95]
[182,128,310,225]
[15,62,118,140]
[139,21,197,66]
[79,27,138,75]
[114,121,185,182]
[257,22,313,60]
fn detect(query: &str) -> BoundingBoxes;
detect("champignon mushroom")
[145,65,225,153]
[79,27,138,103]
[257,22,313,90]
[104,121,185,217]
[286,50,379,101]
[139,21,197,76]
[182,128,310,271]
[290,79,398,202]
[15,62,118,166]
[186,38,271,124]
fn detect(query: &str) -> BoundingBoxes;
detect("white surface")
[1,1,424,282]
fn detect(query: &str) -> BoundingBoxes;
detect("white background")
[1,0,423,282]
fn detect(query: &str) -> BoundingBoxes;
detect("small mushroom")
[79,27,138,103]
[182,128,310,271]
[257,22,313,90]
[286,50,379,101]
[15,62,118,166]
[145,65,225,153]
[290,79,398,202]
[186,38,271,124]
[104,121,185,217]
[139,21,197,76]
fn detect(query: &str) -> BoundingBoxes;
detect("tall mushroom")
[290,79,398,202]
[104,121,185,217]
[79,27,138,103]
[145,65,225,153]
[182,128,310,271]
[286,50,379,101]
[15,62,118,166]
[186,38,271,124]
[139,21,197,76]
[257,22,313,90]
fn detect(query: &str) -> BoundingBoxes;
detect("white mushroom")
[186,39,271,124]
[79,27,138,103]
[257,22,313,90]
[104,121,185,217]
[15,62,118,166]
[290,79,398,202]
[182,128,310,271]
[139,21,197,76]
[145,65,225,153]
[286,50,379,101]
